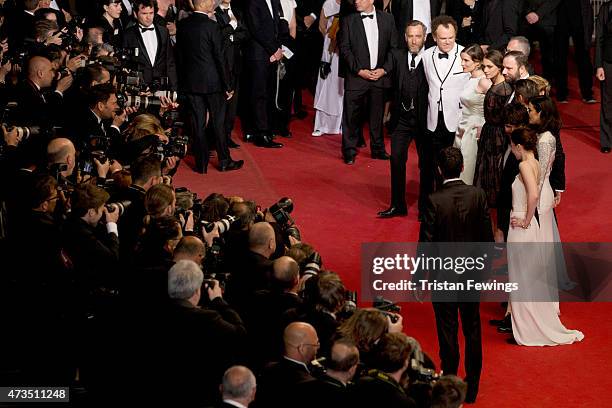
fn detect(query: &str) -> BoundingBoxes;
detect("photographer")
[350,332,417,408]
[122,0,177,91]
[173,235,206,266]
[63,63,111,119]
[62,182,121,319]
[5,0,39,52]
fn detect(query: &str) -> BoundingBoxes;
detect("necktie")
[438,52,449,59]
[410,53,417,70]
[361,13,374,19]
[140,26,154,33]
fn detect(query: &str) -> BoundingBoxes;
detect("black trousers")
[342,86,386,158]
[526,24,556,82]
[601,62,612,149]
[224,78,240,139]
[555,2,593,100]
[389,114,422,213]
[432,301,482,398]
[249,59,278,135]
[186,92,229,169]
[421,113,455,200]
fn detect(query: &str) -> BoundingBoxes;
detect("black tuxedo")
[338,10,398,159]
[256,358,316,407]
[387,49,428,215]
[479,0,520,51]
[122,23,177,90]
[65,109,123,161]
[390,0,440,35]
[177,12,232,171]
[419,180,493,402]
[243,0,283,136]
[14,80,63,127]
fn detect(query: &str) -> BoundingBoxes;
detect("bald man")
[15,55,72,127]
[173,236,206,265]
[255,322,319,406]
[220,366,257,408]
[47,138,76,178]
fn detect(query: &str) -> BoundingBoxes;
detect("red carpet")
[173,72,612,405]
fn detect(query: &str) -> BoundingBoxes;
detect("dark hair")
[201,193,229,222]
[312,272,346,314]
[71,183,110,217]
[24,0,40,11]
[431,375,468,408]
[131,155,162,185]
[139,215,181,255]
[134,0,158,12]
[338,308,388,354]
[372,333,413,373]
[504,50,528,69]
[229,201,256,230]
[510,127,538,152]
[145,183,174,218]
[502,102,529,127]
[29,174,57,208]
[81,64,109,88]
[514,79,538,103]
[328,338,360,372]
[86,83,116,109]
[462,44,484,66]
[438,147,463,179]
[484,49,504,70]
[529,95,562,135]
[432,15,458,36]
[287,242,315,268]
[34,19,58,41]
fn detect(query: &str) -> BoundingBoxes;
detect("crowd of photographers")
[0,0,470,407]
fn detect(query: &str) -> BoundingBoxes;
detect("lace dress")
[473,81,513,208]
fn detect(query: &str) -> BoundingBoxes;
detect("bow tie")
[140,26,154,33]
[438,52,449,59]
[361,13,374,19]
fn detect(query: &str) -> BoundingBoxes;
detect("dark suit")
[387,49,428,215]
[390,0,439,34]
[338,10,398,159]
[5,9,35,52]
[177,12,232,171]
[122,23,177,89]
[66,109,123,158]
[519,0,561,80]
[450,0,483,45]
[419,179,493,402]
[243,0,283,136]
[349,370,416,407]
[295,374,352,408]
[479,0,520,51]
[256,358,315,407]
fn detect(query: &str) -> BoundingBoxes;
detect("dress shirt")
[443,177,462,184]
[283,356,310,372]
[413,0,431,34]
[50,0,60,10]
[408,51,422,70]
[140,25,158,66]
[434,45,456,78]
[265,0,274,18]
[220,5,238,29]
[223,400,248,408]
[361,8,378,70]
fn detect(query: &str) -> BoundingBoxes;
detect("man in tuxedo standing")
[177,0,243,173]
[389,0,439,38]
[243,0,285,148]
[122,0,177,90]
[419,146,493,404]
[378,20,428,219]
[420,16,469,209]
[338,0,397,165]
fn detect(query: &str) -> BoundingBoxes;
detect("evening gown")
[454,75,485,185]
[507,154,584,346]
[473,81,513,207]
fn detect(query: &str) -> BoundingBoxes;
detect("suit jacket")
[520,0,561,27]
[215,5,250,89]
[98,16,124,47]
[244,0,283,61]
[421,44,469,132]
[479,0,520,51]
[451,0,483,45]
[338,10,398,90]
[391,0,439,33]
[295,374,352,408]
[349,371,416,408]
[419,180,493,243]
[388,48,429,133]
[256,358,316,407]
[14,80,63,128]
[65,109,122,157]
[5,9,35,52]
[176,12,230,94]
[122,23,177,89]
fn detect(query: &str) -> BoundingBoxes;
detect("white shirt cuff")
[309,13,317,20]
[55,90,63,97]
[106,222,118,237]
[111,125,121,132]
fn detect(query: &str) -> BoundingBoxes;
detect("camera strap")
[364,369,407,395]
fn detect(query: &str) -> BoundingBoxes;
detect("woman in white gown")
[507,127,584,346]
[312,0,343,136]
[454,44,489,184]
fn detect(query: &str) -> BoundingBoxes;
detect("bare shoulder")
[477,77,492,94]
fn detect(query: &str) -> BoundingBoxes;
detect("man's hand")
[226,90,234,100]
[2,125,20,146]
[554,191,562,207]
[358,69,372,80]
[112,109,128,127]
[94,158,111,178]
[45,31,63,46]
[387,313,403,333]
[159,95,179,116]
[103,206,120,224]
[206,279,223,301]
[167,22,177,36]
[66,55,86,72]
[526,12,539,25]
[162,156,179,175]
[288,235,300,247]
[462,16,472,27]
[202,223,220,247]
[109,159,123,175]
[304,15,316,29]
[270,48,283,62]
[597,67,606,82]
[184,210,195,232]
[370,68,385,81]
[56,72,73,93]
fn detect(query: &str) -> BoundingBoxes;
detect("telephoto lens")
[104,200,132,216]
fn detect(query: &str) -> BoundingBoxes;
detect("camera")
[105,200,132,216]
[201,214,239,234]
[302,252,322,277]
[373,296,401,323]
[1,101,54,145]
[266,197,302,245]
[77,134,112,175]
[409,348,441,386]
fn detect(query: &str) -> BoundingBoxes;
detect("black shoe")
[377,207,408,218]
[583,97,597,104]
[277,131,292,138]
[489,314,510,327]
[506,337,518,345]
[344,155,355,165]
[601,147,611,154]
[254,135,283,148]
[371,152,390,160]
[294,110,308,119]
[219,159,244,172]
[228,138,240,148]
[464,392,477,404]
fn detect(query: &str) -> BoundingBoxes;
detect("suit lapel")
[136,30,152,67]
[354,14,370,65]
[154,26,163,67]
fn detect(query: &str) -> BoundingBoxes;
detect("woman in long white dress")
[312,0,343,137]
[507,127,584,346]
[454,44,489,185]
